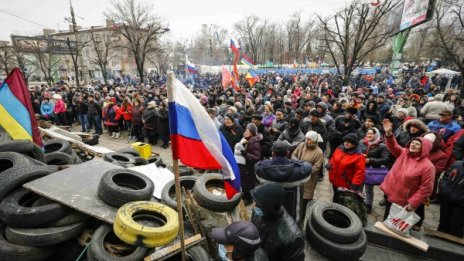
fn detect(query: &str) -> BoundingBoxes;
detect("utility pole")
[69,0,88,88]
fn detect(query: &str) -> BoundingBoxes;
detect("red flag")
[0,68,43,147]
[221,66,231,89]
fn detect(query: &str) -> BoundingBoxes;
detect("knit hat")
[343,133,359,146]
[109,97,117,103]
[251,114,263,121]
[246,123,257,135]
[423,133,436,143]
[397,108,409,117]
[228,106,238,114]
[305,131,323,143]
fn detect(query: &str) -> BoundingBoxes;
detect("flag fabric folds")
[245,69,260,87]
[230,39,241,91]
[167,73,241,199]
[221,65,231,89]
[0,68,43,147]
[230,39,240,56]
[185,57,198,74]
[241,53,254,67]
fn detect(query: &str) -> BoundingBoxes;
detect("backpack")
[439,161,464,207]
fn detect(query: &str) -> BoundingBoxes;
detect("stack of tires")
[306,202,367,261]
[0,147,87,261]
[43,139,83,165]
[103,148,154,168]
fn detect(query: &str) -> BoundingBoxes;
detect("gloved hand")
[240,150,247,157]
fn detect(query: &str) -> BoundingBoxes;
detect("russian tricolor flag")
[185,60,198,74]
[230,39,240,56]
[0,68,42,147]
[166,73,241,199]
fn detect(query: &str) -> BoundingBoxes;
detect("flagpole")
[167,72,187,261]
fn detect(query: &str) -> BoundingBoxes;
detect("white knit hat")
[305,131,323,143]
[423,133,436,143]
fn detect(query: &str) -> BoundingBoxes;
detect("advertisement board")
[400,0,434,31]
[11,35,77,55]
[386,0,405,35]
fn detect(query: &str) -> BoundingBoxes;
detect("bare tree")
[0,44,15,76]
[431,0,464,94]
[318,0,397,84]
[286,13,317,63]
[27,42,60,86]
[88,30,117,84]
[234,16,268,64]
[106,0,169,83]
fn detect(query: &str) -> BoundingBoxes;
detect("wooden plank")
[424,226,464,245]
[144,234,202,261]
[374,221,429,252]
[23,160,123,224]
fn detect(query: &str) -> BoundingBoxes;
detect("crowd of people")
[27,67,464,260]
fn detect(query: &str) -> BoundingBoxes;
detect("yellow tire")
[113,201,179,247]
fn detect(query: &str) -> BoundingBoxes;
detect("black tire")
[98,169,155,207]
[0,152,31,174]
[179,166,194,176]
[31,199,89,227]
[44,152,74,165]
[71,150,82,164]
[87,224,147,261]
[0,140,45,163]
[104,152,135,166]
[192,173,242,212]
[161,176,197,209]
[117,148,140,157]
[311,202,363,244]
[43,140,72,155]
[306,206,367,261]
[0,188,71,228]
[133,157,148,166]
[147,155,165,167]
[51,238,85,261]
[0,228,55,261]
[0,162,59,202]
[5,221,87,247]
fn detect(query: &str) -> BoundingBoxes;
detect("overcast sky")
[0,0,353,42]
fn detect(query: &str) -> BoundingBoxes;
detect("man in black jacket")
[251,183,305,261]
[252,114,273,159]
[87,95,102,135]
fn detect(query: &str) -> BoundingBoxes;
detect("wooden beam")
[424,226,464,246]
[374,221,429,252]
[143,234,202,261]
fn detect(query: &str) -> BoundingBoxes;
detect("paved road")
[76,125,440,230]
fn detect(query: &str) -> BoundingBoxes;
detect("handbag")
[438,162,464,206]
[364,166,389,185]
[383,203,420,237]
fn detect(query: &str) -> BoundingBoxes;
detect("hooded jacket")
[316,102,335,133]
[251,184,305,261]
[329,145,366,190]
[380,136,434,208]
[40,101,54,116]
[395,119,429,147]
[255,157,311,183]
[359,134,394,168]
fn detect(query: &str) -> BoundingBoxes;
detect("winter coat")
[53,99,66,114]
[380,136,435,209]
[239,135,262,193]
[40,102,54,116]
[131,105,144,125]
[257,124,273,159]
[378,102,391,119]
[278,128,305,152]
[87,101,101,116]
[220,124,244,151]
[120,103,133,121]
[301,119,328,151]
[334,116,362,137]
[156,108,170,135]
[395,119,429,147]
[271,118,288,140]
[103,105,121,126]
[142,108,157,130]
[251,186,305,261]
[359,139,393,168]
[262,113,276,128]
[255,156,311,183]
[420,101,449,120]
[427,120,461,142]
[328,146,366,190]
[78,101,88,114]
[292,143,324,199]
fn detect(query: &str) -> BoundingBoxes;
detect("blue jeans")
[80,113,89,132]
[90,114,102,134]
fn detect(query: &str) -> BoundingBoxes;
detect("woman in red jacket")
[381,121,435,231]
[328,133,366,198]
[120,97,133,139]
[103,97,122,139]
